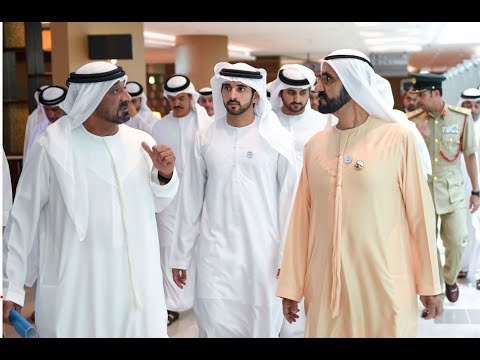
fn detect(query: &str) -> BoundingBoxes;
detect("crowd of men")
[2,49,480,338]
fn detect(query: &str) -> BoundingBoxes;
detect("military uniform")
[408,103,476,288]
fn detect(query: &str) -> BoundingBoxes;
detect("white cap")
[125,81,144,99]
[163,74,199,109]
[269,64,316,111]
[461,87,480,100]
[39,85,67,106]
[198,87,212,96]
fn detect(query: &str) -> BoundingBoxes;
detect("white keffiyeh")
[323,49,432,177]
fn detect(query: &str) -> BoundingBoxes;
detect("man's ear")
[253,90,260,103]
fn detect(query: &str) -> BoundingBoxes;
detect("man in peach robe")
[276,49,443,338]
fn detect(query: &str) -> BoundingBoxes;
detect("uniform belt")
[429,171,456,179]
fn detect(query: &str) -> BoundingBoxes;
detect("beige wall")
[51,22,146,89]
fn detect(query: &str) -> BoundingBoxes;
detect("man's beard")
[225,97,253,116]
[109,101,130,124]
[285,101,307,113]
[317,85,351,114]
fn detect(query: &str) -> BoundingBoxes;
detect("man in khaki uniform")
[408,73,480,304]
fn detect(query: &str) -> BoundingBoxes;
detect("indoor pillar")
[175,35,228,89]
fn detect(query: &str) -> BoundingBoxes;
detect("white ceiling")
[143,22,480,73]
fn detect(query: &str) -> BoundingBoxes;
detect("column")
[175,35,228,89]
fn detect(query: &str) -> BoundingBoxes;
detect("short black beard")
[111,113,130,124]
[225,93,254,116]
[109,101,130,124]
[285,101,307,114]
[317,85,351,114]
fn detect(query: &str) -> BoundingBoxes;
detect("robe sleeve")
[2,148,12,225]
[169,131,207,270]
[276,153,299,269]
[149,166,179,213]
[462,113,477,156]
[23,114,35,159]
[141,133,179,213]
[276,145,312,302]
[3,141,50,306]
[401,131,442,295]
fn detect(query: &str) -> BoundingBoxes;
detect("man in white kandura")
[23,85,68,323]
[151,74,213,326]
[125,80,158,134]
[170,62,298,337]
[2,147,12,231]
[458,88,480,290]
[197,86,214,118]
[269,63,330,337]
[24,85,67,160]
[23,85,50,157]
[3,61,179,338]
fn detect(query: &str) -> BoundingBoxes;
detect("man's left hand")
[141,142,175,179]
[469,195,480,213]
[419,294,443,320]
[282,298,300,324]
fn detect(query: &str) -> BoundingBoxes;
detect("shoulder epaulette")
[406,108,425,119]
[448,105,472,115]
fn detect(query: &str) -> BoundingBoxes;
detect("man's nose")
[122,88,131,101]
[315,82,324,92]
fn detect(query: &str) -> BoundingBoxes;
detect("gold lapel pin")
[355,160,364,171]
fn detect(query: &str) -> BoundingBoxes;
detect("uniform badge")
[442,124,459,134]
[442,125,452,134]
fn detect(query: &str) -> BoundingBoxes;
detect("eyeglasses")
[318,73,338,86]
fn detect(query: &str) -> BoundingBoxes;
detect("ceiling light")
[407,65,417,73]
[227,44,254,60]
[144,31,175,43]
[145,38,175,48]
[436,22,480,45]
[394,28,423,36]
[365,37,420,45]
[359,31,385,38]
[353,22,385,27]
[144,31,254,60]
[369,44,423,53]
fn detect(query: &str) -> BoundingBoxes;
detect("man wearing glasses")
[277,49,442,337]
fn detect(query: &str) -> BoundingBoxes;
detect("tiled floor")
[417,276,480,338]
[4,240,479,338]
[169,239,480,338]
[3,278,479,338]
[167,278,480,338]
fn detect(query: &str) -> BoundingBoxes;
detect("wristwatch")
[157,171,172,184]
[471,191,480,196]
